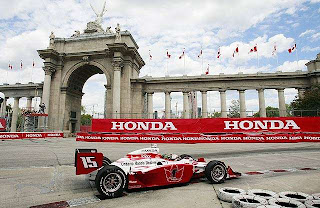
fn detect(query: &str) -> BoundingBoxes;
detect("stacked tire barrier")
[217,187,320,208]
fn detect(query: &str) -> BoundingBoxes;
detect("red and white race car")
[75,145,240,199]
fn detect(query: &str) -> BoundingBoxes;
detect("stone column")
[27,97,33,111]
[147,93,154,119]
[257,89,266,117]
[201,91,208,118]
[0,97,6,117]
[165,92,171,119]
[297,88,305,99]
[278,88,286,117]
[239,90,246,118]
[112,60,122,119]
[11,97,20,132]
[220,90,227,118]
[183,92,190,119]
[42,67,55,114]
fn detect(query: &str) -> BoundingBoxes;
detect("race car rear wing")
[75,149,103,175]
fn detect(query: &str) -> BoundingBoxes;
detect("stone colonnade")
[145,88,304,119]
[0,95,40,132]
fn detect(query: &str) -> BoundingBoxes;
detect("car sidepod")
[128,163,194,189]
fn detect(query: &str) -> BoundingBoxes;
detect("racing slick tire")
[268,198,306,208]
[305,200,320,208]
[205,160,227,184]
[102,156,112,166]
[247,189,278,200]
[217,187,246,202]
[278,191,313,203]
[232,195,268,208]
[95,165,127,199]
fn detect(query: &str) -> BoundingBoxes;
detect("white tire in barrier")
[269,198,306,208]
[312,194,320,200]
[305,200,320,208]
[232,195,268,208]
[279,191,313,203]
[217,187,246,202]
[247,189,279,200]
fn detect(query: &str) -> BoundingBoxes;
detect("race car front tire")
[95,165,127,199]
[205,160,227,183]
[103,156,112,166]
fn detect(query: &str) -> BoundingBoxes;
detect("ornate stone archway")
[38,28,145,135]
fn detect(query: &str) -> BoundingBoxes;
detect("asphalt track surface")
[0,138,319,208]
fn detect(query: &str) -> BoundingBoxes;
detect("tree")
[291,85,320,116]
[209,111,221,118]
[81,114,92,126]
[254,106,280,117]
[228,100,240,118]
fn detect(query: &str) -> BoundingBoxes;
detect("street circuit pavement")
[0,138,319,208]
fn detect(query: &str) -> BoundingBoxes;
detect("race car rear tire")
[232,195,268,208]
[305,200,320,208]
[103,156,112,166]
[217,187,246,202]
[205,160,227,183]
[268,198,306,208]
[95,165,127,199]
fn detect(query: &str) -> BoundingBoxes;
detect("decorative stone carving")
[90,0,107,26]
[43,66,56,76]
[71,30,81,38]
[112,58,124,71]
[48,32,55,49]
[82,56,89,64]
[115,23,121,42]
[106,26,113,34]
[84,21,104,34]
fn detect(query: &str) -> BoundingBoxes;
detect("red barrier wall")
[0,132,64,140]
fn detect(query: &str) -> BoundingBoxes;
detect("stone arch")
[62,60,112,89]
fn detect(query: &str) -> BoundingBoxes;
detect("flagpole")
[257,50,259,69]
[184,48,186,76]
[31,60,34,83]
[201,53,203,75]
[295,46,299,69]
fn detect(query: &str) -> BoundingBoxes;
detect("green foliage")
[228,100,240,118]
[291,85,320,116]
[81,114,92,126]
[209,111,221,118]
[253,106,280,117]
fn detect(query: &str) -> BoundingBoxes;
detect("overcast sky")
[0,0,319,116]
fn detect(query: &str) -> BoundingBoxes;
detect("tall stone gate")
[38,23,145,135]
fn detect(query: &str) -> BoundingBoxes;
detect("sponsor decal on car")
[164,165,184,183]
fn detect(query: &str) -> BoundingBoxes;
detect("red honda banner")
[0,132,64,140]
[0,119,6,131]
[76,132,320,143]
[92,117,320,134]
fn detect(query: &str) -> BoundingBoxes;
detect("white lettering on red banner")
[223,120,300,130]
[111,121,177,131]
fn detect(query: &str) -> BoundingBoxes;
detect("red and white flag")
[288,43,296,53]
[197,49,203,58]
[233,46,239,57]
[217,48,221,59]
[8,63,12,70]
[179,49,185,59]
[20,60,23,70]
[272,45,277,56]
[205,64,209,75]
[149,50,152,60]
[32,60,35,67]
[248,45,258,54]
[166,50,171,59]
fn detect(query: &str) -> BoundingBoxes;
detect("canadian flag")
[166,50,171,58]
[205,64,209,75]
[20,60,23,70]
[149,50,152,60]
[33,60,35,67]
[248,45,257,54]
[288,43,296,53]
[179,49,185,59]
[233,46,239,57]
[197,50,202,58]
[8,63,12,70]
[217,48,221,59]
